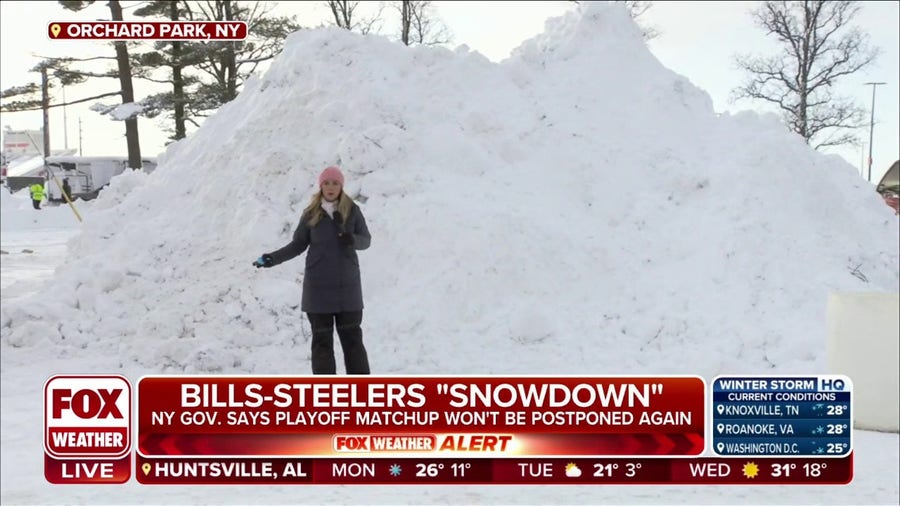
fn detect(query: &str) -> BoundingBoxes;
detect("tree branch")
[31,54,118,63]
[1,90,122,112]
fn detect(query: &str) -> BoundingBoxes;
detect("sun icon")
[564,463,582,477]
[742,461,760,479]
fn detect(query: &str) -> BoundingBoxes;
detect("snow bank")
[0,186,84,231]
[2,3,897,381]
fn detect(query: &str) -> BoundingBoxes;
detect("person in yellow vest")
[29,182,44,210]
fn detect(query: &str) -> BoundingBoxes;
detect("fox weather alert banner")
[136,376,705,459]
[43,374,854,485]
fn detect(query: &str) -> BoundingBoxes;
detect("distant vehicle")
[876,160,899,214]
[44,155,157,202]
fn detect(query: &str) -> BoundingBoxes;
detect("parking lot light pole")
[864,81,886,182]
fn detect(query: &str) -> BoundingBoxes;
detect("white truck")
[44,155,157,201]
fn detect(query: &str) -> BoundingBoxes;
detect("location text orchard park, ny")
[137,377,706,458]
[48,21,247,41]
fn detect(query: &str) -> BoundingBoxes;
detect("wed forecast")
[711,375,852,457]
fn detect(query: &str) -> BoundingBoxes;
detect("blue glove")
[253,254,274,268]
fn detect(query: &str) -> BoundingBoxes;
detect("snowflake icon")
[389,464,402,477]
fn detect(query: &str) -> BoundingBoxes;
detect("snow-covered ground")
[0,228,81,298]
[2,3,898,504]
[1,228,897,505]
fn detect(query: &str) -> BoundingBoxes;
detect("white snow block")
[826,292,900,432]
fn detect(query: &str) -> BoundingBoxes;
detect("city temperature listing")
[712,375,852,457]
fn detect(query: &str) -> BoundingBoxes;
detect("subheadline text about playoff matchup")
[148,381,697,428]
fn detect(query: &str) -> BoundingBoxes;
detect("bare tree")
[619,1,659,40]
[179,1,301,118]
[326,0,384,34]
[571,0,660,40]
[396,0,451,46]
[732,1,879,150]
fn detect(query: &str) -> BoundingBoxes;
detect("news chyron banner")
[42,374,854,485]
[43,375,132,483]
[136,376,705,484]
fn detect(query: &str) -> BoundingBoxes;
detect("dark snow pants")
[306,311,370,374]
[32,199,41,210]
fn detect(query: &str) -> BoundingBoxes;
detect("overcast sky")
[1,1,897,182]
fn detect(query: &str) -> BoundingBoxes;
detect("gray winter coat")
[268,202,371,313]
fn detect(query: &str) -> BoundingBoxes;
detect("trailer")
[44,155,157,201]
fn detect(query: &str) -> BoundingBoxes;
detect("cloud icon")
[565,463,582,478]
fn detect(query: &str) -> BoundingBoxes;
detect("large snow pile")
[1,3,897,378]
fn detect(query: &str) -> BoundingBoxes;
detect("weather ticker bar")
[134,456,852,485]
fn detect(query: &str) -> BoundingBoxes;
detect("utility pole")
[63,84,69,150]
[78,118,83,156]
[860,142,865,177]
[864,81,886,182]
[41,66,50,161]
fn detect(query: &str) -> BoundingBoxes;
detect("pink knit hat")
[318,166,344,187]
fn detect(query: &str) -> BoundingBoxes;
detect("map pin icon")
[142,463,151,475]
[716,404,724,415]
[50,24,61,38]
[716,442,725,452]
[717,423,725,433]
